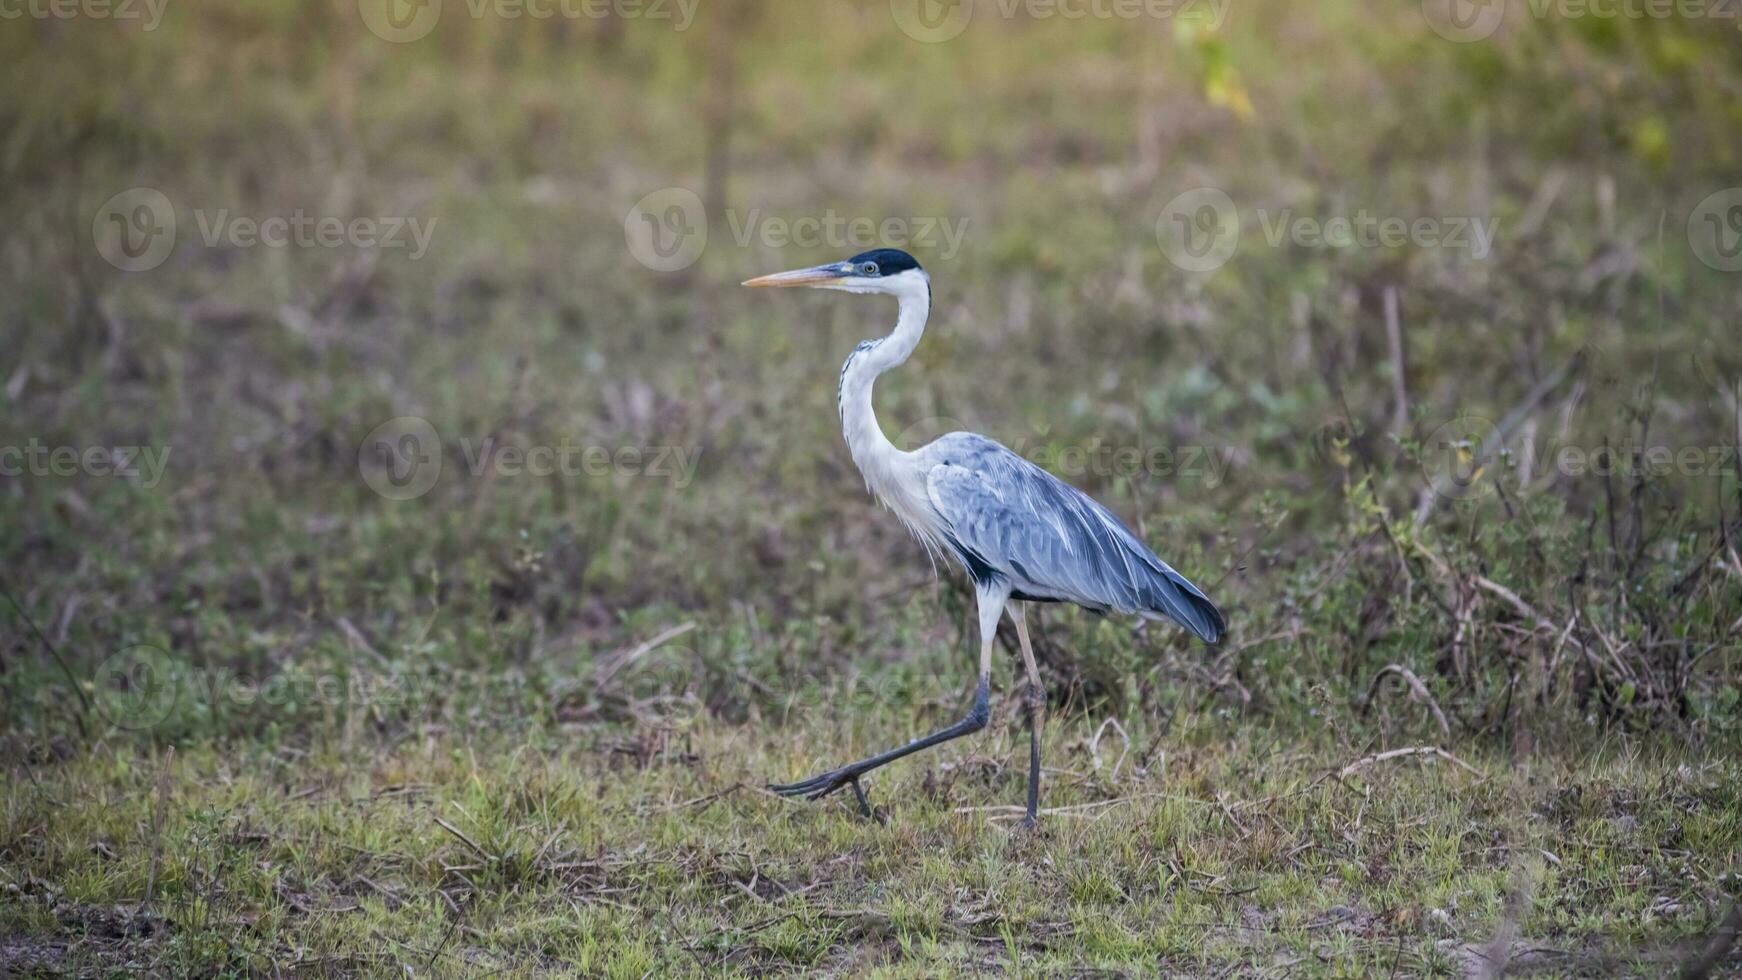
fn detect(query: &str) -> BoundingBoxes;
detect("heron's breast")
[860,456,947,553]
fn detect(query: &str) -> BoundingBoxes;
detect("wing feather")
[924,435,1224,643]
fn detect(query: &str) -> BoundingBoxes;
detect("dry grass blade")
[595,622,697,689]
[1088,717,1131,782]
[143,746,175,912]
[955,792,1182,820]
[434,817,494,862]
[1339,746,1483,780]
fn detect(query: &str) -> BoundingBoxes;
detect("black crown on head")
[846,248,923,276]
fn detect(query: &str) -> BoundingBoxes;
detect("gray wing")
[925,434,1224,643]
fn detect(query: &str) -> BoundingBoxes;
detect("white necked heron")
[745,248,1224,826]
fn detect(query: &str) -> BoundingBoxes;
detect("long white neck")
[837,272,931,498]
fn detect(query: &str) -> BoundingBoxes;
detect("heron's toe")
[769,768,853,800]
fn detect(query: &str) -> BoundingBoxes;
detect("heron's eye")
[861,262,879,276]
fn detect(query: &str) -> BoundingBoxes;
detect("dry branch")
[1361,664,1452,740]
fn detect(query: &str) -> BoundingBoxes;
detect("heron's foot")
[1016,814,1039,832]
[769,765,865,804]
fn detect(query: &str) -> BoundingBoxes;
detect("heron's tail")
[1138,566,1225,644]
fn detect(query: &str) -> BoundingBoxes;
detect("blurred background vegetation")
[5,1,1742,974]
[3,0,1740,752]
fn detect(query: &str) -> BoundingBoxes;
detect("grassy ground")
[5,714,1738,976]
[4,0,1742,975]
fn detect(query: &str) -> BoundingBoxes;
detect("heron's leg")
[1008,601,1046,828]
[770,583,1008,808]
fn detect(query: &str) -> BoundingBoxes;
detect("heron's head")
[742,248,926,297]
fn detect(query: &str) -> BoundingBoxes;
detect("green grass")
[6,712,1738,976]
[4,0,1742,974]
